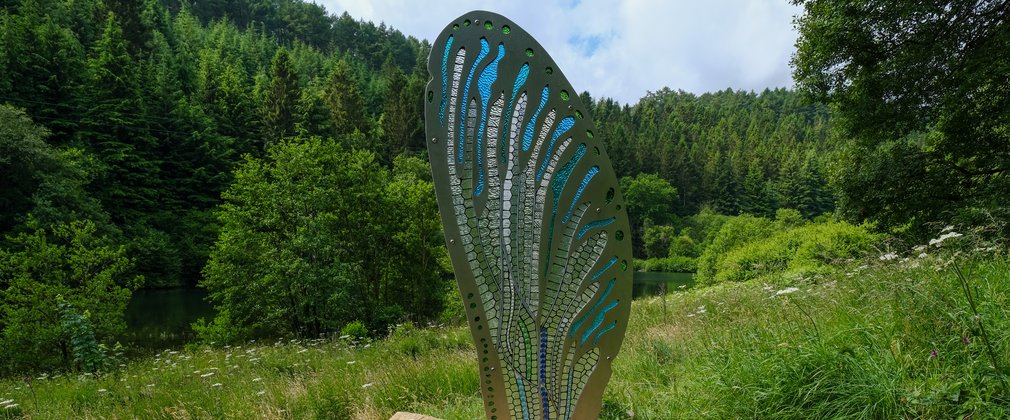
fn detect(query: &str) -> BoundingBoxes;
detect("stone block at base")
[389,412,442,420]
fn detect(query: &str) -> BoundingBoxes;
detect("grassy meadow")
[2,243,1008,419]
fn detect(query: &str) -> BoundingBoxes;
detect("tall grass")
[2,248,1008,418]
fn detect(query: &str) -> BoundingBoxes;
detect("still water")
[123,272,693,348]
[122,288,214,349]
[632,271,694,298]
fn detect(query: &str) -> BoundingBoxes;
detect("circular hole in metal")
[586,130,594,138]
[621,260,628,271]
[464,19,471,26]
[606,187,615,203]
[427,91,433,102]
[576,110,584,119]
[525,48,534,57]
[484,21,493,30]
[502,25,511,34]
[560,90,570,101]
[453,24,459,30]
[546,66,553,75]
[616,230,624,241]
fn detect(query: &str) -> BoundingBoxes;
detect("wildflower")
[98,389,107,393]
[362,382,374,388]
[879,252,898,261]
[942,225,955,232]
[201,372,215,378]
[252,378,263,382]
[256,390,266,396]
[0,400,13,406]
[211,383,223,388]
[918,253,928,258]
[339,335,350,340]
[929,231,963,246]
[929,350,938,359]
[776,287,800,296]
[297,349,308,354]
[4,404,18,409]
[147,384,155,387]
[912,245,926,252]
[346,360,357,365]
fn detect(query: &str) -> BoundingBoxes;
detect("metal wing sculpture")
[424,11,633,420]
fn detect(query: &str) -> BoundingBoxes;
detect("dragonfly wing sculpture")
[424,11,633,420]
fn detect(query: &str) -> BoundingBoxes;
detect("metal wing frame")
[423,11,633,420]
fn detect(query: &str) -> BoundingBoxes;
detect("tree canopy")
[792,0,1010,235]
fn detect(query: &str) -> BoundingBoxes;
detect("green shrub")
[696,214,776,284]
[639,256,697,272]
[340,320,368,339]
[0,219,140,374]
[713,221,881,284]
[57,297,120,373]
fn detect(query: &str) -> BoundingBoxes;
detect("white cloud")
[317,0,800,104]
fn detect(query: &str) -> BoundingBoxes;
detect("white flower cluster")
[775,287,800,296]
[929,231,962,247]
[1,399,17,410]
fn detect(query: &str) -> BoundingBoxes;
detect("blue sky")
[317,0,801,104]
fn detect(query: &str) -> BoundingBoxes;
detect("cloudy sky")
[317,0,801,104]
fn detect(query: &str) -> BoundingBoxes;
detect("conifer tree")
[261,48,300,146]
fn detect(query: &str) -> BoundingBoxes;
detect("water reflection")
[632,272,694,298]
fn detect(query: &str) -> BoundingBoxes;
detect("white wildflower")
[942,225,955,232]
[4,404,18,409]
[338,335,350,340]
[98,389,107,393]
[201,372,215,378]
[879,252,898,261]
[211,383,222,387]
[0,400,13,405]
[346,360,357,365]
[918,253,928,258]
[256,390,266,396]
[297,349,308,354]
[930,231,963,246]
[361,383,374,388]
[252,377,263,382]
[776,287,800,296]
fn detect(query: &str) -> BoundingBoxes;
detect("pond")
[632,271,695,298]
[122,273,693,349]
[122,288,214,350]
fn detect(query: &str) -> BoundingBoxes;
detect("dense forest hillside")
[1,0,430,289]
